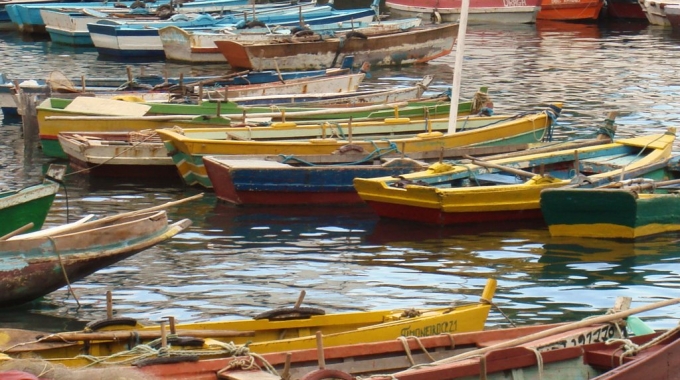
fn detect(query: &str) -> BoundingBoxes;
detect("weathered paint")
[0,211,190,307]
[214,23,458,71]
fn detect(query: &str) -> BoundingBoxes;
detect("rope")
[481,298,516,328]
[47,236,80,308]
[527,347,544,380]
[606,324,680,366]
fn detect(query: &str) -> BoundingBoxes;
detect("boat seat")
[471,173,524,185]
[579,154,639,174]
[218,370,281,380]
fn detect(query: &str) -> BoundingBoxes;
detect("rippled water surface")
[1,20,680,333]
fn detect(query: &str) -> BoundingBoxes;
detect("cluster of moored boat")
[2,0,680,378]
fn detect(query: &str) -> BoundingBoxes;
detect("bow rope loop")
[541,104,562,142]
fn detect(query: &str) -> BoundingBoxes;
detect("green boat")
[0,165,66,238]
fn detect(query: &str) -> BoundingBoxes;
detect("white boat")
[638,0,678,25]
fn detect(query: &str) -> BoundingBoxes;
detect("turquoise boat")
[0,165,66,238]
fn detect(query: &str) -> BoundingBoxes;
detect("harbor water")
[1,20,680,334]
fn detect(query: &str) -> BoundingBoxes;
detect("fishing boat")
[664,4,680,28]
[639,0,674,25]
[202,138,610,206]
[159,17,423,63]
[0,164,65,238]
[384,0,541,24]
[38,84,486,159]
[11,296,677,379]
[155,104,561,188]
[41,0,321,46]
[541,176,680,239]
[0,205,192,308]
[353,128,676,226]
[605,0,647,19]
[87,2,378,57]
[537,0,605,21]
[213,22,457,71]
[0,278,497,367]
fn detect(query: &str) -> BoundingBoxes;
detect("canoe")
[213,23,458,71]
[541,177,680,239]
[159,18,423,63]
[0,208,191,308]
[38,85,487,159]
[384,0,542,24]
[0,278,498,367]
[537,0,605,21]
[155,104,561,188]
[203,138,614,206]
[353,128,676,225]
[0,164,65,237]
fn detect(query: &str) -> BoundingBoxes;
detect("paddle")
[462,154,539,179]
[82,193,204,227]
[430,296,680,365]
[0,223,34,241]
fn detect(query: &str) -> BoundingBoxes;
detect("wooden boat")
[537,0,605,21]
[384,0,541,24]
[0,278,498,367]
[57,131,177,179]
[664,4,680,28]
[159,17,423,63]
[38,85,485,159]
[16,296,678,379]
[41,1,322,46]
[605,0,647,19]
[202,138,611,206]
[155,104,561,188]
[541,177,680,239]
[87,4,378,57]
[213,23,458,71]
[0,164,65,238]
[353,128,676,226]
[639,0,674,25]
[0,206,192,307]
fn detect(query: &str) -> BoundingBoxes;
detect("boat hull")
[385,0,541,24]
[0,180,60,236]
[537,0,605,21]
[214,23,458,71]
[541,188,680,239]
[605,0,647,19]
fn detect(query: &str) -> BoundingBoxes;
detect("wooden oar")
[462,155,539,179]
[0,223,34,241]
[432,296,680,365]
[87,193,204,226]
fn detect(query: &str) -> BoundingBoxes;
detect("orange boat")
[537,0,606,21]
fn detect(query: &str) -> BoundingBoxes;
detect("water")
[1,20,680,334]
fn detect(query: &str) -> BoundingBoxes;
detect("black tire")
[293,29,315,38]
[84,317,138,331]
[148,336,205,349]
[301,369,354,380]
[290,26,310,34]
[130,0,145,9]
[246,20,267,28]
[254,307,325,321]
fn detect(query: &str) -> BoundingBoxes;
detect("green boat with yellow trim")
[541,176,680,239]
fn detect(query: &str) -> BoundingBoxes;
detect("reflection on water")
[1,21,680,331]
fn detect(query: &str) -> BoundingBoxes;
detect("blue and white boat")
[87,1,378,58]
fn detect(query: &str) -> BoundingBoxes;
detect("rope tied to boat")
[47,236,81,308]
[541,104,561,143]
[214,350,280,378]
[480,298,517,328]
[526,347,545,380]
[606,323,680,366]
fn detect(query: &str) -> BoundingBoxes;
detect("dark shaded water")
[1,20,680,334]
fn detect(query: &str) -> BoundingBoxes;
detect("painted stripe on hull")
[548,223,680,239]
[365,200,544,225]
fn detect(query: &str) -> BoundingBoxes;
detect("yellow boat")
[1,279,497,368]
[155,104,562,188]
[353,128,676,225]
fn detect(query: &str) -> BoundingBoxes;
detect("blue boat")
[86,1,378,57]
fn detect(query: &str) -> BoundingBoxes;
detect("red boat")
[537,0,606,21]
[605,0,647,19]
